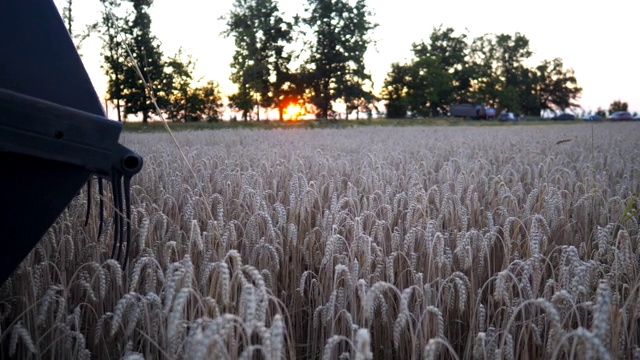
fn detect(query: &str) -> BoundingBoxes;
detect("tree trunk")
[116,99,122,122]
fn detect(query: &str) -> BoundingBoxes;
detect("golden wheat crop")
[1,123,639,359]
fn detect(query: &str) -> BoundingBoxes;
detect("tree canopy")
[96,0,224,123]
[223,0,294,121]
[66,2,586,122]
[609,99,628,114]
[99,0,129,121]
[302,0,377,119]
[383,28,582,118]
[119,0,166,124]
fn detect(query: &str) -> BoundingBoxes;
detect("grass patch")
[121,117,588,132]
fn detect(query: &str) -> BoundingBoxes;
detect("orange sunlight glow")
[283,103,302,121]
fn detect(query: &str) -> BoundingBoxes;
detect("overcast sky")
[57,0,639,114]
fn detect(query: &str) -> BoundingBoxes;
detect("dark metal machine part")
[0,0,143,284]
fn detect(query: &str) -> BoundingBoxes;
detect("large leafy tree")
[61,0,98,53]
[303,0,376,119]
[162,50,225,122]
[608,99,628,114]
[468,34,581,115]
[383,27,468,118]
[383,29,582,118]
[404,56,452,117]
[536,58,582,114]
[496,34,533,113]
[469,33,532,112]
[163,50,199,122]
[495,33,532,89]
[418,26,471,105]
[99,0,129,121]
[515,66,541,116]
[381,62,410,118]
[468,35,500,108]
[405,27,469,116]
[197,81,225,122]
[223,0,293,121]
[120,0,166,124]
[382,27,582,117]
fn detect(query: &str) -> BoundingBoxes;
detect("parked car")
[485,108,496,119]
[499,112,516,121]
[552,113,576,120]
[450,104,487,119]
[634,115,640,121]
[583,114,602,121]
[609,111,632,121]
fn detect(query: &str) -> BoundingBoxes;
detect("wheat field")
[1,122,639,359]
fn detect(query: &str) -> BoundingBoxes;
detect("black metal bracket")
[0,0,144,284]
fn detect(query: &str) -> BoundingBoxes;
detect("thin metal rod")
[123,176,133,269]
[84,177,92,227]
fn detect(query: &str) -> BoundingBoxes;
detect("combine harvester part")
[0,1,143,284]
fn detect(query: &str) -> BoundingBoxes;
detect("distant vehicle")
[499,112,516,121]
[633,115,640,121]
[552,113,576,120]
[485,108,496,119]
[450,104,487,119]
[609,111,632,121]
[583,114,602,121]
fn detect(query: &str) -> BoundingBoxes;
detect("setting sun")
[283,103,302,121]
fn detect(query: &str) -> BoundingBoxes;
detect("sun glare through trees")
[283,103,302,120]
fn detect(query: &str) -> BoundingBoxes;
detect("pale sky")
[57,0,639,114]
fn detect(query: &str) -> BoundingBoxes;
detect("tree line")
[64,0,225,124]
[63,0,586,123]
[222,0,376,121]
[596,100,636,118]
[382,27,583,118]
